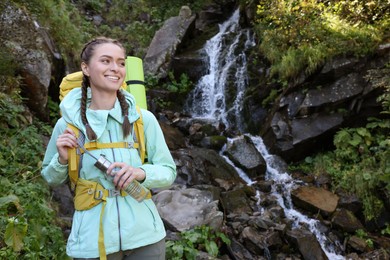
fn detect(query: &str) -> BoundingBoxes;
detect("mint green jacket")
[41,88,176,258]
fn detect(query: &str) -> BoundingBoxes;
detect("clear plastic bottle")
[94,155,149,202]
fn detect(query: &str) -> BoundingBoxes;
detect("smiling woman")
[41,37,177,260]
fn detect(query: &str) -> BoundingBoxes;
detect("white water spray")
[250,135,345,259]
[186,8,345,259]
[185,9,255,131]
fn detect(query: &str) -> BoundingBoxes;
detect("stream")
[185,8,345,259]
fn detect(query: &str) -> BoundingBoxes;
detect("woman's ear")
[81,62,89,76]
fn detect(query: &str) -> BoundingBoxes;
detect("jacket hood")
[59,87,140,139]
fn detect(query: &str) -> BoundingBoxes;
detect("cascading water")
[187,8,345,260]
[220,136,345,259]
[185,9,255,132]
[250,136,345,259]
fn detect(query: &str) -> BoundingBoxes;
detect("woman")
[41,37,177,259]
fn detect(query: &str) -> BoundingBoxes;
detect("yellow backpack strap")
[84,141,139,150]
[67,123,81,190]
[134,106,146,163]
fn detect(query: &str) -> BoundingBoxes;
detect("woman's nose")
[110,63,118,71]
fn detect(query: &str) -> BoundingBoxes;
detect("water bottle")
[94,155,149,202]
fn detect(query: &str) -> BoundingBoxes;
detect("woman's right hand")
[56,128,77,165]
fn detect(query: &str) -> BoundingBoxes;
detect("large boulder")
[0,3,64,121]
[261,45,390,162]
[143,6,196,79]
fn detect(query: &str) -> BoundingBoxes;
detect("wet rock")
[347,236,370,253]
[360,248,389,260]
[241,227,283,255]
[331,208,364,233]
[224,135,266,178]
[285,228,328,260]
[200,135,227,150]
[291,186,339,215]
[221,189,253,215]
[227,238,257,260]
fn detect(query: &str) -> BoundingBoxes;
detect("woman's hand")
[56,128,77,165]
[107,163,146,190]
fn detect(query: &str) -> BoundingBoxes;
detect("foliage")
[254,0,388,81]
[365,63,390,115]
[292,117,390,221]
[0,87,68,259]
[355,229,374,249]
[74,0,210,57]
[11,0,86,62]
[381,224,390,236]
[261,88,278,107]
[0,49,17,78]
[163,72,193,94]
[166,225,231,259]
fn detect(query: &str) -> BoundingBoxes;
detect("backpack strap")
[67,123,83,191]
[134,106,146,163]
[67,106,146,189]
[84,141,139,150]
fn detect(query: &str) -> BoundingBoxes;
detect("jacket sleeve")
[41,118,69,186]
[139,110,177,189]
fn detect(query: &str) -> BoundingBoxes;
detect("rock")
[0,3,63,121]
[331,209,364,233]
[224,135,266,178]
[153,188,223,231]
[159,121,187,150]
[144,6,196,78]
[291,186,339,215]
[347,236,370,253]
[285,228,328,260]
[261,46,390,162]
[220,189,253,215]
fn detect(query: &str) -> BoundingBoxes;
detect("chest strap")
[84,141,139,151]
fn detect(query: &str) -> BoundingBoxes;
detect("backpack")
[59,71,146,190]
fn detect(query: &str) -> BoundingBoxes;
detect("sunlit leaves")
[254,0,387,81]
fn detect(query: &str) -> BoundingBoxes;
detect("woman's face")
[82,43,126,93]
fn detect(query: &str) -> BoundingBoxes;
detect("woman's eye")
[120,62,125,67]
[101,59,109,64]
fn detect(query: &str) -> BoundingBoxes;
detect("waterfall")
[185,9,255,132]
[186,8,345,259]
[250,136,345,259]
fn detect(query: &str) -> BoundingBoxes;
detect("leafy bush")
[0,87,68,259]
[166,225,231,259]
[254,0,387,81]
[11,0,86,62]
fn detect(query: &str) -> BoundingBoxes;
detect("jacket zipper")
[109,130,122,251]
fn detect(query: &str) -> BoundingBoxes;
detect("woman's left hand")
[107,163,146,189]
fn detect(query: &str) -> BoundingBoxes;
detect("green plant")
[166,225,231,259]
[262,88,278,107]
[355,229,374,249]
[0,89,68,259]
[164,72,193,94]
[254,0,386,81]
[381,224,390,236]
[293,116,389,221]
[11,0,86,61]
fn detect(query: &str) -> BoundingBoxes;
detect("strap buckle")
[108,189,121,197]
[127,142,134,148]
[94,190,103,200]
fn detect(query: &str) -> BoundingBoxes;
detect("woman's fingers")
[56,128,78,164]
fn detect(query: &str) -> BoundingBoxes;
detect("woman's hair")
[80,37,131,140]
